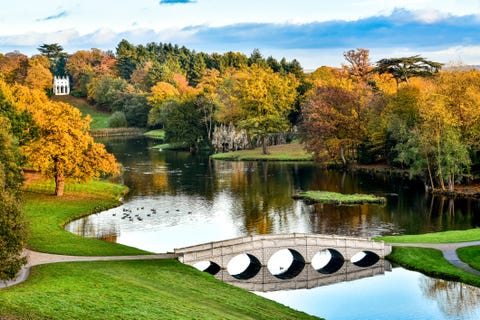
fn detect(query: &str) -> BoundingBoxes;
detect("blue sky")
[1,0,479,69]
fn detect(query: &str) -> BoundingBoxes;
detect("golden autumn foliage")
[8,84,119,196]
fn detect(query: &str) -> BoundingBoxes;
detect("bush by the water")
[108,111,128,128]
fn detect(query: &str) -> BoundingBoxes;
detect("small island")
[293,191,386,205]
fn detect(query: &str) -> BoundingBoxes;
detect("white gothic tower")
[53,76,70,95]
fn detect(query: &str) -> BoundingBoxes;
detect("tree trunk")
[340,145,347,166]
[54,159,65,196]
[448,174,455,192]
[55,173,65,196]
[261,135,269,155]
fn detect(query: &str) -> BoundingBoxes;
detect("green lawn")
[378,229,480,288]
[0,180,320,320]
[293,190,386,205]
[387,247,480,287]
[52,96,110,130]
[211,143,313,161]
[22,180,149,256]
[0,260,318,320]
[379,229,480,243]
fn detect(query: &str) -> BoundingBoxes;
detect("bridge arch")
[193,261,221,275]
[267,248,305,279]
[312,248,344,274]
[351,250,380,267]
[227,253,261,279]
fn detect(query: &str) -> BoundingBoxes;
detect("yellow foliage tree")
[24,55,53,91]
[12,85,119,196]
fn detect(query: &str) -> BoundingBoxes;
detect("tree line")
[1,42,480,281]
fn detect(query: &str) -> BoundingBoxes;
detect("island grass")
[0,260,318,320]
[387,247,480,287]
[211,143,313,161]
[52,95,110,130]
[152,141,189,150]
[293,190,386,205]
[378,228,480,243]
[144,129,165,139]
[21,180,149,256]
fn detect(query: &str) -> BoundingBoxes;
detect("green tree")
[374,55,442,87]
[164,99,204,151]
[37,43,67,75]
[0,116,27,281]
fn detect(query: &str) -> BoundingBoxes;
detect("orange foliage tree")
[12,86,119,196]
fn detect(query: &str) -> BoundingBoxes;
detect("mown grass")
[0,260,318,320]
[387,247,480,287]
[144,129,165,140]
[21,180,149,256]
[378,228,480,243]
[378,229,480,288]
[211,143,313,161]
[52,95,110,130]
[293,190,386,205]
[458,246,480,271]
[0,179,320,319]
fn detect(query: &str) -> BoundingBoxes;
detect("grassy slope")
[378,229,480,288]
[52,95,110,130]
[22,180,149,256]
[211,143,313,161]
[387,247,480,287]
[0,180,319,320]
[0,260,317,320]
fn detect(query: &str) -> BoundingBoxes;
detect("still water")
[66,136,480,319]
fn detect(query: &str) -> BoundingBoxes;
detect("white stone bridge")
[175,233,392,288]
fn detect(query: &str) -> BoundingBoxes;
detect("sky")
[1,0,480,70]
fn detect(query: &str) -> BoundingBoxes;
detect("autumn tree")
[0,51,28,84]
[300,86,364,165]
[24,55,53,91]
[231,65,298,154]
[343,48,372,83]
[0,116,27,281]
[13,86,119,196]
[374,55,442,87]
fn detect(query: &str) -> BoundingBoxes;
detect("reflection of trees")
[67,217,118,242]
[420,277,480,318]
[215,161,304,235]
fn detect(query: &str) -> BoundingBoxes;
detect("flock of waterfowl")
[113,207,192,222]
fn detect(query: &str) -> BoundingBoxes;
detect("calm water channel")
[66,136,480,319]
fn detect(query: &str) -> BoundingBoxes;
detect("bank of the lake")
[0,180,319,320]
[379,230,480,288]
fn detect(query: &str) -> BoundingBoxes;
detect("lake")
[66,136,480,319]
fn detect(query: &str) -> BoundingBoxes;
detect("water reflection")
[65,137,480,319]
[67,136,480,251]
[420,277,480,319]
[257,268,480,320]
